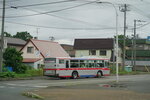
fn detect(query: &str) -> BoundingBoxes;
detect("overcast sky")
[0,0,150,44]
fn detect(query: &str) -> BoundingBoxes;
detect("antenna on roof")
[36,28,40,39]
[49,36,55,42]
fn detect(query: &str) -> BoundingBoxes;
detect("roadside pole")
[0,0,6,72]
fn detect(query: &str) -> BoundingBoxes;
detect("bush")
[2,67,9,72]
[26,69,43,76]
[15,64,27,74]
[0,72,16,78]
[14,64,32,74]
[3,48,23,73]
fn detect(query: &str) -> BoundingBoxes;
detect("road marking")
[33,86,48,88]
[9,87,15,89]
[0,86,5,88]
[5,83,16,86]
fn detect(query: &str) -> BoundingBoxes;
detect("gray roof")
[2,37,26,46]
[74,38,114,50]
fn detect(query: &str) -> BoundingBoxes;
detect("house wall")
[75,50,112,59]
[61,45,75,57]
[23,60,42,69]
[21,41,44,68]
[75,49,122,63]
[21,41,43,59]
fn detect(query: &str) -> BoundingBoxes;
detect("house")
[20,39,70,69]
[74,38,122,63]
[61,44,75,57]
[125,39,150,71]
[0,37,26,51]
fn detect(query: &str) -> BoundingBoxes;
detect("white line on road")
[0,86,5,88]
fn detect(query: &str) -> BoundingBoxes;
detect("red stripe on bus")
[103,74,110,76]
[59,76,72,78]
[44,68,110,71]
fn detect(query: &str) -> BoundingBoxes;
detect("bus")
[43,57,110,79]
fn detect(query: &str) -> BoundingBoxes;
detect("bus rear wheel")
[72,71,78,79]
[97,71,102,78]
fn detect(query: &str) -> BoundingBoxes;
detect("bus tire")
[72,71,78,79]
[97,71,102,78]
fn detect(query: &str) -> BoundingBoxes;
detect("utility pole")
[133,20,137,71]
[119,4,129,70]
[131,38,134,66]
[0,0,6,72]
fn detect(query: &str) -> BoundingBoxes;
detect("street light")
[97,1,119,82]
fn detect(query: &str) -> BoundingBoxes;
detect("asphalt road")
[0,74,150,100]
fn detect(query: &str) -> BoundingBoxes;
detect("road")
[0,74,150,100]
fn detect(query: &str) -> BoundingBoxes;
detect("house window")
[89,50,96,55]
[27,46,34,53]
[100,50,107,56]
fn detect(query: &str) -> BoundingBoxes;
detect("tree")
[3,48,25,73]
[13,31,33,41]
[114,35,130,48]
[4,32,12,37]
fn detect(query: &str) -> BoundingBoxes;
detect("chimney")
[34,37,38,39]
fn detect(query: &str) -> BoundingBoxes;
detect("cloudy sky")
[0,0,150,44]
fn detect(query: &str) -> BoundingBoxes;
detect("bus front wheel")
[72,71,78,79]
[97,71,102,78]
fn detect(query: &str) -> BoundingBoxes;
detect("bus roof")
[45,57,110,60]
[70,57,109,60]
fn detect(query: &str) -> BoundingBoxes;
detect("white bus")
[44,57,110,79]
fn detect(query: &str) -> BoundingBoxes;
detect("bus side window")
[80,63,85,68]
[70,60,79,68]
[66,61,69,68]
[97,63,104,67]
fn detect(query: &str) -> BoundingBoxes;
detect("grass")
[110,66,148,75]
[22,92,44,100]
[0,69,43,79]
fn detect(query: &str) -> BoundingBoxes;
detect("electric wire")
[21,7,108,28]
[2,20,122,30]
[0,0,76,9]
[4,0,98,18]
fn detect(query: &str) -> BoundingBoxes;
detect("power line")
[4,0,97,18]
[130,5,150,19]
[0,0,21,2]
[127,21,150,30]
[0,0,76,9]
[136,22,150,29]
[20,7,107,28]
[2,20,122,30]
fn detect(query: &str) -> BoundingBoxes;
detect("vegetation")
[0,72,16,78]
[4,32,12,37]
[0,68,43,79]
[4,31,33,41]
[22,92,44,100]
[3,48,24,73]
[114,35,130,48]
[0,47,43,79]
[110,65,142,75]
[13,31,33,41]
[126,50,150,57]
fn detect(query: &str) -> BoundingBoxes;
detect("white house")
[74,38,122,64]
[20,39,70,69]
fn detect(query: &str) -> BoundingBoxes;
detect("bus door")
[65,60,69,68]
